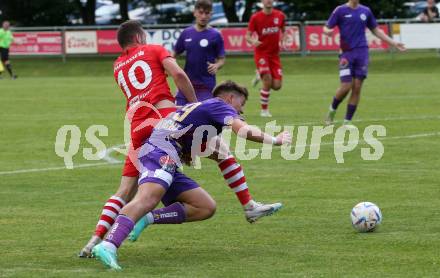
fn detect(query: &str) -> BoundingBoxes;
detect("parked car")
[403,1,440,19]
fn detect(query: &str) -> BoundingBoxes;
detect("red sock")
[260,89,270,110]
[218,156,252,206]
[94,196,126,239]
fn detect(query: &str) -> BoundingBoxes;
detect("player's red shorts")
[254,52,283,81]
[122,107,176,177]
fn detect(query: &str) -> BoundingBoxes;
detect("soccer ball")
[350,202,382,232]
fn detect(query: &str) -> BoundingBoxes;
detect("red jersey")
[113,44,175,122]
[248,9,286,55]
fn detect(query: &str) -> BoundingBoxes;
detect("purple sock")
[104,215,134,248]
[345,104,357,121]
[331,97,343,110]
[151,202,186,224]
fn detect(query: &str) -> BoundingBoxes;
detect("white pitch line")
[0,162,121,175]
[0,131,439,176]
[99,144,126,164]
[294,115,440,127]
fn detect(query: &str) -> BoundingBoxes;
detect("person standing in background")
[420,0,439,22]
[0,21,17,79]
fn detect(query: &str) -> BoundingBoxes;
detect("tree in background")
[74,0,96,25]
[0,0,75,26]
[241,0,258,22]
[119,0,129,22]
[221,0,239,22]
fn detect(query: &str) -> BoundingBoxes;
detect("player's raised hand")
[207,62,219,75]
[274,131,292,146]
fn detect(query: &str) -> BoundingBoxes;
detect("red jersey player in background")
[79,20,197,257]
[246,0,287,117]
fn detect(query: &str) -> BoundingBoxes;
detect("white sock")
[102,241,117,252]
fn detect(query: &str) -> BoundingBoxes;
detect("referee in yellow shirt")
[0,21,17,79]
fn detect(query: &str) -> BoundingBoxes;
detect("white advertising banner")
[65,31,98,54]
[145,29,182,52]
[394,23,440,49]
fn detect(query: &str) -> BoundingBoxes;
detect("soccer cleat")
[244,201,283,223]
[92,243,121,270]
[128,215,151,242]
[325,109,337,126]
[79,235,102,258]
[260,110,272,118]
[251,70,260,87]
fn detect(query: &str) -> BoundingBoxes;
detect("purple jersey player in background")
[174,0,225,105]
[91,81,292,270]
[324,0,406,127]
[174,0,282,223]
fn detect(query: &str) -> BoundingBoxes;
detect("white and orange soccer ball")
[350,202,382,232]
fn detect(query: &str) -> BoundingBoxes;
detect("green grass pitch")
[0,52,439,277]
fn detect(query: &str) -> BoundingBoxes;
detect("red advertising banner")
[306,24,389,51]
[221,26,300,52]
[10,32,62,55]
[97,30,122,53]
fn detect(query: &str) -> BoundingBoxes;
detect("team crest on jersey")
[199,39,209,47]
[339,58,349,69]
[360,13,367,21]
[159,155,176,172]
[274,17,279,24]
[259,58,266,65]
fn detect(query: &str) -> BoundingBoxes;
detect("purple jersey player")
[174,0,225,105]
[92,81,292,270]
[324,0,405,126]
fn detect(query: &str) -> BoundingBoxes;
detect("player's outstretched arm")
[372,28,406,51]
[231,119,291,146]
[163,57,198,103]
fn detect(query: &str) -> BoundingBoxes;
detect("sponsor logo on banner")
[305,25,389,51]
[146,29,182,52]
[97,30,122,53]
[96,27,301,54]
[65,31,98,54]
[221,26,300,52]
[10,32,62,55]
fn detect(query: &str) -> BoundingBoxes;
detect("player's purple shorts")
[338,47,369,83]
[175,90,213,106]
[138,145,199,206]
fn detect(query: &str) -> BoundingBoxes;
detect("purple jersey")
[174,26,225,93]
[148,98,239,157]
[326,4,378,51]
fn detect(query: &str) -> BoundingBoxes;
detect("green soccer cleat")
[325,109,337,126]
[128,215,151,242]
[92,243,121,270]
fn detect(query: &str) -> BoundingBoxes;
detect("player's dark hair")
[195,0,213,11]
[213,80,249,100]
[117,20,144,48]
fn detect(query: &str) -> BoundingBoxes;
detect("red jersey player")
[79,20,197,257]
[246,0,287,117]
